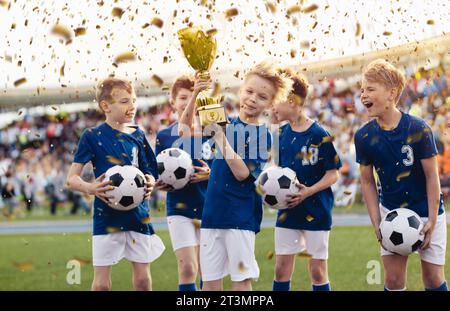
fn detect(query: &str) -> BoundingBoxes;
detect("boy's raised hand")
[144,174,156,199]
[190,159,211,184]
[154,179,175,192]
[193,71,212,95]
[88,173,114,204]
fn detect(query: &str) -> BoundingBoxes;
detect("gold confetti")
[14,78,27,87]
[297,251,312,258]
[51,24,72,41]
[72,256,91,266]
[140,217,152,224]
[150,17,163,28]
[206,28,218,36]
[18,110,23,116]
[400,202,408,208]
[265,2,277,13]
[114,51,136,64]
[343,191,352,196]
[13,261,33,271]
[287,4,301,15]
[302,4,318,13]
[151,74,163,87]
[60,63,65,77]
[355,22,361,37]
[426,19,434,25]
[238,261,247,272]
[266,250,274,260]
[0,1,9,8]
[311,47,317,52]
[255,184,266,196]
[175,203,186,209]
[306,214,314,222]
[106,226,121,233]
[74,27,86,36]
[51,106,58,111]
[106,155,123,165]
[383,31,392,36]
[192,219,201,229]
[225,8,239,18]
[322,136,334,143]
[334,154,340,164]
[396,171,411,182]
[278,212,287,222]
[111,7,124,18]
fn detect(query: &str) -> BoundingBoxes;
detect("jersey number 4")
[401,145,414,166]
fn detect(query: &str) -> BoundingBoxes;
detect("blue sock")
[179,283,197,291]
[425,281,448,291]
[272,280,291,291]
[312,283,331,291]
[199,279,203,290]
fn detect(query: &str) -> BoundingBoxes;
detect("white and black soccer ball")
[379,208,424,256]
[156,148,194,190]
[255,166,299,210]
[104,165,146,211]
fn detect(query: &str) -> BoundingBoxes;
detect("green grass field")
[1,225,449,291]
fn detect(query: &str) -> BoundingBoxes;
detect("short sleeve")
[354,129,372,166]
[415,123,438,160]
[319,135,342,170]
[73,129,94,164]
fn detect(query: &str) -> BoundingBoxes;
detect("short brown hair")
[95,78,133,107]
[245,62,290,104]
[170,75,194,102]
[363,59,406,102]
[278,68,309,101]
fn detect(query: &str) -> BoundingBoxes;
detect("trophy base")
[197,104,228,137]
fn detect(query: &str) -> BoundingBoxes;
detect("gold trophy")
[177,26,228,128]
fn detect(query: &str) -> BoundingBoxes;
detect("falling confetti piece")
[74,27,86,36]
[150,17,163,28]
[302,4,318,13]
[192,219,201,229]
[355,22,361,37]
[343,191,352,196]
[60,63,65,76]
[278,212,287,222]
[383,31,392,36]
[265,2,277,13]
[334,154,340,164]
[426,20,434,25]
[400,202,408,208]
[396,171,411,182]
[51,24,72,41]
[225,8,239,18]
[106,155,124,165]
[175,203,186,209]
[111,7,124,18]
[322,136,334,143]
[114,51,136,64]
[306,214,314,222]
[106,226,121,233]
[18,110,23,116]
[238,261,247,272]
[151,74,163,87]
[0,1,9,8]
[140,217,152,224]
[255,184,266,196]
[297,251,312,258]
[13,261,33,271]
[266,250,274,260]
[14,78,27,87]
[51,106,58,111]
[287,4,301,15]
[206,28,218,36]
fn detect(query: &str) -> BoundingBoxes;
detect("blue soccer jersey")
[275,122,342,231]
[155,122,214,219]
[73,122,158,235]
[201,117,272,233]
[354,112,444,217]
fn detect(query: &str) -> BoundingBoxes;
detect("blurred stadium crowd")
[0,63,449,219]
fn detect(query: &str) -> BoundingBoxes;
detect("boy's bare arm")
[359,164,382,240]
[66,163,113,203]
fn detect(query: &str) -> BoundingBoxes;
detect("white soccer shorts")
[200,229,260,282]
[92,231,165,266]
[275,227,330,260]
[167,215,201,251]
[379,204,447,265]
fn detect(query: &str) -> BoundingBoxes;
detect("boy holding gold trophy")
[178,26,290,290]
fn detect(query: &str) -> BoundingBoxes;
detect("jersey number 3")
[401,145,414,166]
